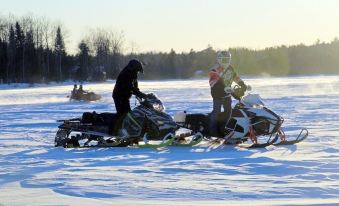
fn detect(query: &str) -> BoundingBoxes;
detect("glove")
[238,80,247,92]
[146,93,154,98]
[143,93,155,100]
[233,87,245,100]
[224,86,232,94]
[231,80,248,100]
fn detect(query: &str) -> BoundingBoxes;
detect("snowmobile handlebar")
[229,85,251,100]
[136,93,156,101]
[136,93,151,103]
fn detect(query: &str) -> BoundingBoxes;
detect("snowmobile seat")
[185,113,209,133]
[81,112,93,123]
[81,112,118,126]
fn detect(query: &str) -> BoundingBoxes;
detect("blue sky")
[1,0,339,54]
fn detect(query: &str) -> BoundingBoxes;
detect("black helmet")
[127,59,144,73]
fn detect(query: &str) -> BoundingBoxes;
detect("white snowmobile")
[174,87,308,148]
[55,93,203,148]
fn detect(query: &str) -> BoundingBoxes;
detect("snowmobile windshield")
[142,93,165,112]
[242,94,265,107]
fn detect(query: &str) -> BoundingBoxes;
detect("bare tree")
[39,17,54,80]
[109,30,124,76]
[127,41,140,56]
[86,28,110,78]
[84,28,124,79]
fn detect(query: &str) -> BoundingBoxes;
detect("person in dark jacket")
[112,59,147,116]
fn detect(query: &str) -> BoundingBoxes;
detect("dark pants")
[209,96,232,137]
[113,96,131,116]
[112,96,131,134]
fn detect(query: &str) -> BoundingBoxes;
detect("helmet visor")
[220,57,231,65]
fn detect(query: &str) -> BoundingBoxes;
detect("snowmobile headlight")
[152,103,164,112]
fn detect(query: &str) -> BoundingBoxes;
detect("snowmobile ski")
[273,128,308,146]
[239,137,278,148]
[203,132,278,149]
[236,134,279,148]
[137,133,175,149]
[171,132,203,146]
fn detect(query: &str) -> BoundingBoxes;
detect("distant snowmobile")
[174,87,308,148]
[55,93,202,148]
[69,85,101,102]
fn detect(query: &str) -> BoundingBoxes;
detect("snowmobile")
[174,87,308,148]
[55,93,203,148]
[69,89,101,101]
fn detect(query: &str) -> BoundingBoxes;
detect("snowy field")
[0,76,339,206]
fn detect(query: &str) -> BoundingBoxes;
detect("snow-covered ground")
[0,76,338,206]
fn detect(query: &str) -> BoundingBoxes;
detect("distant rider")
[78,84,85,93]
[113,59,147,117]
[208,50,249,137]
[71,84,78,99]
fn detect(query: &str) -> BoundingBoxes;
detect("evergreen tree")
[54,26,65,81]
[25,29,37,82]
[7,25,16,83]
[15,22,25,82]
[0,37,8,83]
[77,40,90,81]
[166,49,176,78]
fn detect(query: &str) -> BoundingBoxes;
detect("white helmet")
[217,51,231,68]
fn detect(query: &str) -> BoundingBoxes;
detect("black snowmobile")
[174,87,308,148]
[55,93,203,148]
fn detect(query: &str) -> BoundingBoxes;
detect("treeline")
[229,39,339,76]
[135,40,339,79]
[1,14,339,84]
